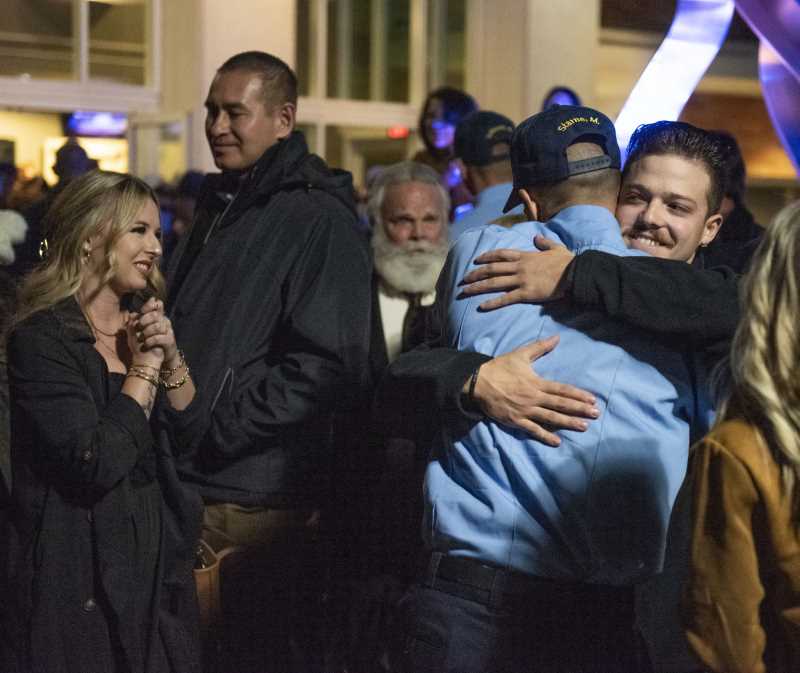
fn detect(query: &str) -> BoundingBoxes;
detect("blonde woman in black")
[2,171,202,673]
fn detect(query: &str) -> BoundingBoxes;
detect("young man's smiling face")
[616,154,722,263]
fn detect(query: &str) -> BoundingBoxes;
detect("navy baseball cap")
[454,111,514,167]
[502,105,620,212]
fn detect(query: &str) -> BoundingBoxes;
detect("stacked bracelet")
[126,352,191,390]
[162,365,191,390]
[160,351,186,379]
[160,350,191,390]
[127,367,159,387]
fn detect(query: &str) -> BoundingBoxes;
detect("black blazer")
[1,297,202,673]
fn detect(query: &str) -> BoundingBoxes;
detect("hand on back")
[470,336,600,446]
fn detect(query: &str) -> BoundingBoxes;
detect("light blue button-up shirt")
[450,182,524,241]
[425,205,713,586]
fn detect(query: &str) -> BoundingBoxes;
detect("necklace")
[94,334,119,359]
[88,319,121,338]
[83,309,125,338]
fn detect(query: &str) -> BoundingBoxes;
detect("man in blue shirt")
[396,107,714,673]
[450,111,525,240]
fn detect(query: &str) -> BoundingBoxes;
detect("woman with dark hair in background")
[684,200,800,673]
[413,86,478,216]
[541,85,582,110]
[1,170,202,673]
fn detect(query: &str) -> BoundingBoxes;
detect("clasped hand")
[126,297,178,368]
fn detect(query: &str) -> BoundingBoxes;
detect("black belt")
[421,553,633,609]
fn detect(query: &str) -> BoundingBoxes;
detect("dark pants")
[394,554,652,673]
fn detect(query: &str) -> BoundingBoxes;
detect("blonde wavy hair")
[14,170,164,326]
[714,200,800,511]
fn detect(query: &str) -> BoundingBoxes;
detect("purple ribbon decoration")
[614,0,735,161]
[735,0,800,176]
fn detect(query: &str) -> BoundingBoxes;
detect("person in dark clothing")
[697,131,763,273]
[166,51,371,673]
[0,162,17,210]
[1,170,202,673]
[413,87,479,216]
[0,267,14,503]
[10,139,95,279]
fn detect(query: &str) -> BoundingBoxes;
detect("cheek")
[673,220,703,246]
[425,222,444,242]
[386,226,407,245]
[616,206,637,231]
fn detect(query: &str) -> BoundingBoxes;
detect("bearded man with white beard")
[368,161,450,366]
[337,161,450,673]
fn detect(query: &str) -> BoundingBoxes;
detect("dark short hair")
[624,121,725,215]
[419,86,478,152]
[218,51,298,107]
[710,130,746,205]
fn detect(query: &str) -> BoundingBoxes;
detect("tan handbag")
[193,534,241,647]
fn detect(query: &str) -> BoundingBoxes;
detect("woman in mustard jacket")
[684,200,800,673]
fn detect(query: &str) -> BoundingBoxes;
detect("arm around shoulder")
[571,251,740,351]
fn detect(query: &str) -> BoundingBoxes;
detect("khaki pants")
[200,502,325,673]
[203,502,317,549]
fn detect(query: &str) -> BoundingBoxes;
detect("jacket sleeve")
[682,438,767,673]
[7,327,152,495]
[381,250,741,436]
[192,210,372,461]
[569,251,739,367]
[374,265,491,440]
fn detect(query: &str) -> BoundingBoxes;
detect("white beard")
[371,223,449,295]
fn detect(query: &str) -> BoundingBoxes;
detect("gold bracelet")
[162,366,190,390]
[131,362,160,374]
[126,369,159,387]
[160,350,186,378]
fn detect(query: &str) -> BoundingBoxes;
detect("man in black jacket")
[166,51,371,673]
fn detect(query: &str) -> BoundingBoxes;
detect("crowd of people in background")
[0,47,796,673]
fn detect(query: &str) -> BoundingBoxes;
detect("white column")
[73,0,89,82]
[429,0,448,88]
[409,0,429,108]
[310,0,329,99]
[522,0,599,115]
[336,0,353,98]
[369,0,388,100]
[464,0,599,123]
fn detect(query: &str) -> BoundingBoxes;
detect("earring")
[83,246,91,264]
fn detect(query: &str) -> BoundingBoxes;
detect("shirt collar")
[475,182,513,208]
[546,204,627,251]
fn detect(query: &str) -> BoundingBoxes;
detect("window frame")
[0,0,160,113]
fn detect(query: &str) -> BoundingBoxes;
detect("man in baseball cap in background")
[394,105,713,673]
[450,111,523,240]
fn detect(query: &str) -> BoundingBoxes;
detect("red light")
[386,125,409,139]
